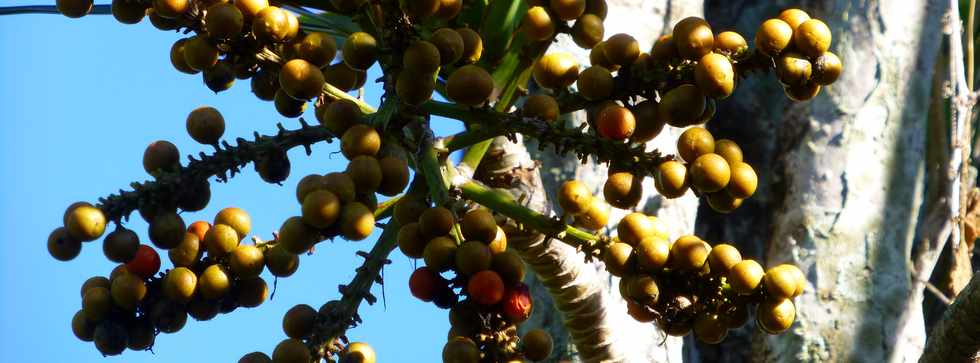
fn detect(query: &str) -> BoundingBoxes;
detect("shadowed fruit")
[93,321,127,356]
[103,228,139,263]
[111,0,145,24]
[550,0,585,20]
[322,172,356,202]
[604,33,641,65]
[266,245,300,277]
[205,3,244,39]
[409,266,440,302]
[252,6,296,43]
[522,329,553,361]
[401,0,439,18]
[503,283,533,323]
[461,209,497,243]
[659,84,706,127]
[630,100,665,143]
[58,0,94,18]
[572,14,604,49]
[239,352,272,363]
[604,171,642,209]
[170,39,198,74]
[251,67,279,100]
[168,233,200,267]
[126,245,161,278]
[143,140,180,175]
[111,271,147,311]
[447,65,494,106]
[341,124,381,159]
[650,34,678,62]
[378,156,410,196]
[126,318,155,350]
[431,28,465,66]
[83,286,112,321]
[346,155,383,191]
[396,70,436,106]
[317,99,362,137]
[492,250,526,285]
[150,211,185,249]
[467,270,505,305]
[577,66,614,101]
[183,36,219,72]
[784,82,821,101]
[186,106,225,145]
[456,28,483,64]
[714,31,748,58]
[343,32,379,70]
[420,207,455,238]
[602,242,634,277]
[48,227,81,261]
[456,241,493,275]
[424,236,457,272]
[293,32,337,67]
[283,304,317,338]
[280,59,325,100]
[404,41,441,73]
[237,276,269,307]
[278,216,318,254]
[522,94,560,122]
[694,313,728,344]
[81,276,110,299]
[273,338,311,363]
[397,223,426,258]
[443,336,480,363]
[302,190,341,229]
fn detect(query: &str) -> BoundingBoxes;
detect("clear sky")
[0,3,462,362]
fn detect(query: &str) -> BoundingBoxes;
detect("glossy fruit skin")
[695,53,735,98]
[714,31,748,58]
[282,304,317,339]
[689,153,731,193]
[604,171,643,209]
[605,34,641,66]
[501,283,533,323]
[436,0,463,19]
[794,19,832,57]
[655,160,689,198]
[775,52,812,87]
[170,39,199,75]
[319,99,362,137]
[729,259,765,294]
[341,124,381,159]
[602,242,634,277]
[150,211,186,249]
[577,66,614,101]
[522,329,553,361]
[324,62,366,91]
[670,235,710,270]
[628,275,660,307]
[455,241,493,275]
[198,264,231,299]
[467,270,505,305]
[340,202,375,241]
[447,65,494,106]
[777,8,811,30]
[94,321,128,356]
[205,3,244,39]
[714,139,743,165]
[574,198,610,230]
[409,266,440,302]
[726,161,758,199]
[126,244,161,279]
[533,52,580,89]
[650,34,679,62]
[111,0,146,24]
[522,6,556,41]
[659,84,707,127]
[183,36,220,72]
[252,6,295,43]
[230,244,266,278]
[757,298,796,334]
[617,212,654,246]
[404,41,441,74]
[265,245,300,277]
[707,243,742,275]
[280,59,324,101]
[488,226,508,254]
[278,216,318,254]
[455,27,483,65]
[343,32,379,70]
[571,14,604,49]
[235,0,269,18]
[215,207,252,240]
[343,342,377,363]
[273,338,311,363]
[424,236,458,272]
[677,127,715,163]
[590,42,619,70]
[557,180,593,215]
[203,223,238,258]
[301,190,341,229]
[163,267,197,303]
[443,336,480,363]
[112,271,148,311]
[293,32,337,67]
[597,106,636,140]
[755,19,793,57]
[153,0,189,18]
[294,175,323,203]
[66,204,107,242]
[48,227,82,261]
[812,52,842,85]
[550,0,585,20]
[636,236,671,271]
[764,264,805,299]
[673,17,714,60]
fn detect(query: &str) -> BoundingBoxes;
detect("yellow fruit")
[292,32,338,67]
[777,8,811,30]
[571,14,604,49]
[278,216,319,254]
[655,160,689,198]
[523,6,556,41]
[729,259,764,294]
[430,28,464,65]
[694,53,735,99]
[689,153,731,193]
[229,244,265,278]
[341,202,375,241]
[727,162,758,199]
[617,212,654,246]
[252,6,296,43]
[533,52,580,89]
[706,243,741,275]
[812,51,842,85]
[669,235,710,271]
[574,198,609,230]
[714,31,748,58]
[66,205,107,242]
[343,32,379,70]
[558,180,593,215]
[198,264,230,299]
[280,59,325,100]
[764,264,805,299]
[577,66,614,101]
[755,19,793,57]
[659,84,706,127]
[603,171,642,209]
[714,139,743,165]
[340,124,381,159]
[603,33,640,65]
[204,3,244,39]
[794,19,832,57]
[677,126,715,163]
[235,0,268,18]
[456,28,484,64]
[183,36,220,72]
[757,298,796,334]
[550,0,585,21]
[775,52,812,87]
[635,236,670,271]
[673,17,714,60]
[522,94,560,122]
[602,242,634,277]
[650,34,679,62]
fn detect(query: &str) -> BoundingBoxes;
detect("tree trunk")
[697,1,945,362]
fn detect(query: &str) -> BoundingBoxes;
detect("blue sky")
[0,4,462,362]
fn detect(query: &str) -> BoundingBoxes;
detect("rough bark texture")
[697,1,944,362]
[920,273,980,362]
[514,1,703,362]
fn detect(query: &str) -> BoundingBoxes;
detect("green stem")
[457,181,597,248]
[420,141,450,205]
[322,82,377,114]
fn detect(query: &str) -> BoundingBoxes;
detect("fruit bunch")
[69,206,297,356]
[397,204,554,362]
[757,9,841,100]
[243,298,377,363]
[397,26,489,107]
[597,211,804,342]
[657,127,757,213]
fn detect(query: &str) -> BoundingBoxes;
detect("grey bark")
[920,273,980,362]
[697,1,945,362]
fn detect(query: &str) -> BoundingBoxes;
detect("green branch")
[96,119,334,223]
[428,101,672,178]
[456,180,598,249]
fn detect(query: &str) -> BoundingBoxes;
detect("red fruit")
[502,283,533,323]
[409,267,439,302]
[126,245,161,279]
[187,221,211,241]
[467,270,505,306]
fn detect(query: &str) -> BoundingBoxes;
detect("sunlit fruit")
[757,298,796,334]
[533,52,580,89]
[812,52,842,85]
[341,124,381,159]
[617,212,655,246]
[714,139,743,164]
[574,198,610,230]
[673,17,714,60]
[604,171,642,209]
[670,235,710,270]
[695,53,735,98]
[279,59,325,100]
[168,232,200,267]
[252,6,296,43]
[341,202,375,241]
[636,236,670,271]
[775,52,812,87]
[215,207,251,240]
[677,126,715,163]
[204,223,239,257]
[153,0,189,18]
[523,6,556,41]
[729,259,765,294]
[777,8,810,30]
[293,32,337,67]
[66,204,107,242]
[571,14,604,49]
[602,242,634,277]
[764,264,805,300]
[230,244,265,278]
[689,153,731,193]
[550,0,585,20]
[755,18,793,57]
[794,19,832,57]
[198,264,230,299]
[596,105,635,140]
[714,31,748,58]
[727,162,758,199]
[707,243,741,275]
[558,180,593,215]
[604,33,641,65]
[301,190,341,229]
[577,66,614,101]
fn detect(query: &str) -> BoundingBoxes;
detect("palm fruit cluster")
[240,299,377,363]
[396,202,554,362]
[657,127,757,213]
[757,9,841,100]
[597,211,804,342]
[69,206,290,356]
[396,8,490,107]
